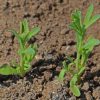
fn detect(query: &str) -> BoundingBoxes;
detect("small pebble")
[60,28,69,34]
[85,92,93,100]
[93,87,100,99]
[82,82,89,91]
[69,96,76,100]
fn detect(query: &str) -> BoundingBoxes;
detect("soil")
[0,0,100,100]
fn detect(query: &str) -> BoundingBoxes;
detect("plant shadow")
[0,53,66,86]
[25,53,66,83]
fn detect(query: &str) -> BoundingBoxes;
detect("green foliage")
[70,75,80,97]
[84,4,100,29]
[0,19,40,77]
[58,61,68,80]
[0,64,18,75]
[59,4,100,97]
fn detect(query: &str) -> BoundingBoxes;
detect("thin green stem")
[19,42,25,77]
[20,54,25,77]
[76,40,82,70]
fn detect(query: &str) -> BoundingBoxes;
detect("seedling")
[0,19,40,77]
[59,4,100,97]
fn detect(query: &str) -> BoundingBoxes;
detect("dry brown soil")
[0,0,100,100]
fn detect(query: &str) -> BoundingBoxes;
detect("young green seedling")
[59,4,100,97]
[0,19,40,77]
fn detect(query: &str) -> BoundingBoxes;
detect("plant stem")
[20,54,25,77]
[76,41,82,70]
[19,43,25,77]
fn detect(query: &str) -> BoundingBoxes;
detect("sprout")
[59,4,100,97]
[0,19,40,77]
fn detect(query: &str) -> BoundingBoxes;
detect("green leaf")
[24,63,31,72]
[70,85,80,97]
[9,29,23,48]
[9,30,20,41]
[25,46,36,62]
[70,75,80,97]
[0,64,18,75]
[63,61,67,68]
[25,47,35,55]
[70,10,82,34]
[84,37,100,51]
[26,27,40,41]
[67,56,74,63]
[20,19,29,34]
[58,61,68,80]
[86,14,100,28]
[18,49,25,55]
[84,4,94,27]
[18,46,36,55]
[59,69,67,80]
[69,23,80,34]
[78,67,85,76]
[19,19,30,43]
[70,75,78,86]
[70,10,86,44]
